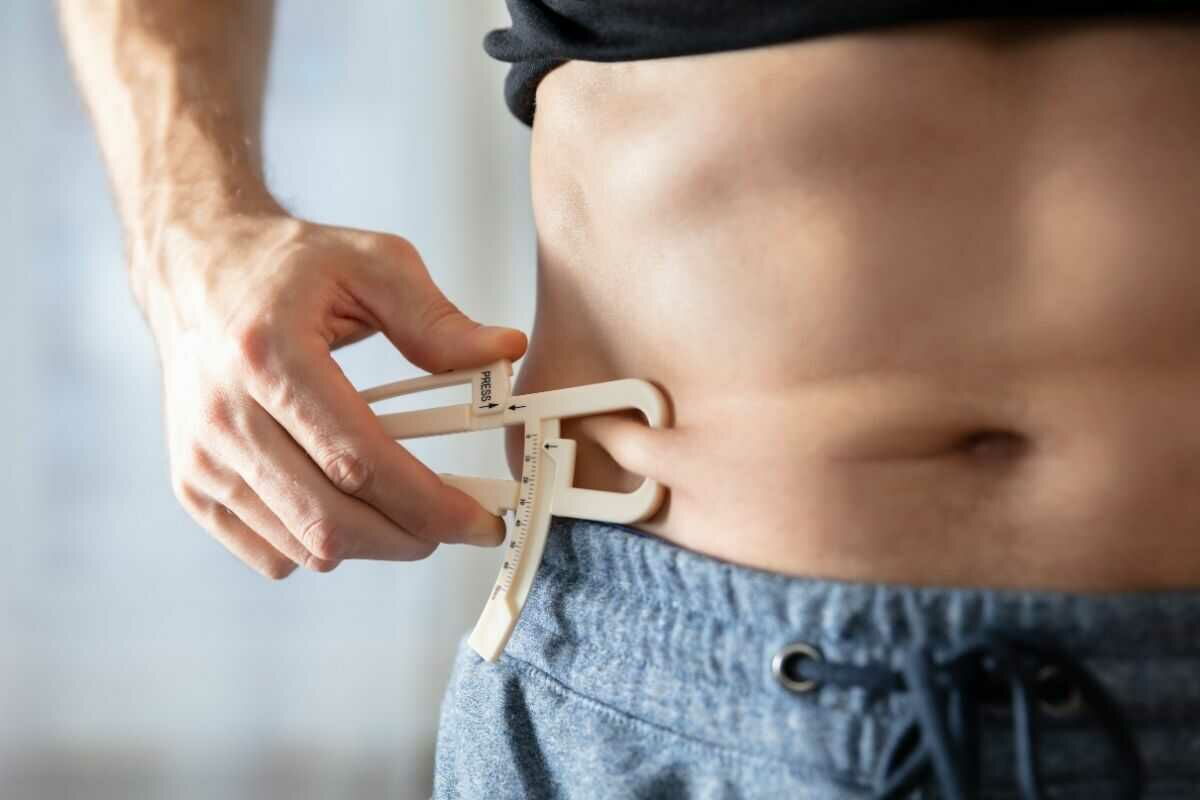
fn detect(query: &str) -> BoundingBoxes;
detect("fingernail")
[468,514,507,547]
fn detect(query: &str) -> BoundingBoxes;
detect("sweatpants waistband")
[501,516,1200,794]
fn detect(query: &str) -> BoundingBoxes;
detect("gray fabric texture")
[433,516,1200,798]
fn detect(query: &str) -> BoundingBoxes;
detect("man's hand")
[150,214,527,578]
[58,1,528,578]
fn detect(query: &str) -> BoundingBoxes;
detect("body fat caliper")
[359,359,668,662]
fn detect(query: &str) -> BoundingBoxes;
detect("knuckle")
[183,443,218,476]
[263,375,299,414]
[232,321,276,374]
[200,392,236,433]
[372,233,420,264]
[322,450,374,496]
[172,484,229,543]
[202,390,261,441]
[221,477,254,509]
[303,553,341,573]
[241,456,274,492]
[299,515,344,561]
[170,475,201,511]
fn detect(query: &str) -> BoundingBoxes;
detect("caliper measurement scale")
[498,430,543,601]
[359,359,667,661]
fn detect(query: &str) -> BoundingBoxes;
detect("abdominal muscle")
[504,15,1200,590]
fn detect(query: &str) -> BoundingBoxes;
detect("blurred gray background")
[1,2,534,798]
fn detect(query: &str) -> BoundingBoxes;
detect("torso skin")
[505,15,1200,590]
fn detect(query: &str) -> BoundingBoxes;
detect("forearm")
[58,0,282,309]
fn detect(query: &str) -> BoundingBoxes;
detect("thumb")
[367,275,527,374]
[404,299,528,374]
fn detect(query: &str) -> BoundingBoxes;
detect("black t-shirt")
[485,1,1200,125]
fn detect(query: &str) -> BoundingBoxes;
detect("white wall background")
[0,2,535,798]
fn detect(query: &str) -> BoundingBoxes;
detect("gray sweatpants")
[434,516,1200,798]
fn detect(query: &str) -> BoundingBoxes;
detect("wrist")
[130,195,295,346]
[128,174,284,265]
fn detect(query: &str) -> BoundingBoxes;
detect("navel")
[956,428,1031,461]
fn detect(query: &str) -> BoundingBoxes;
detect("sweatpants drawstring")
[774,630,1144,799]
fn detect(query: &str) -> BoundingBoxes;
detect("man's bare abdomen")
[505,15,1200,590]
